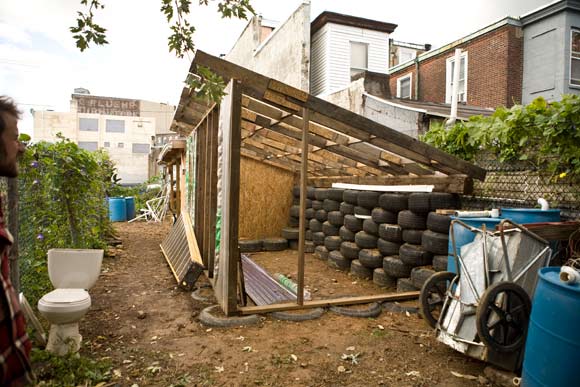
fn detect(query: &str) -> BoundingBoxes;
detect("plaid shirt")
[0,203,32,386]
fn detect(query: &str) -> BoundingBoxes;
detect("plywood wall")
[239,156,295,239]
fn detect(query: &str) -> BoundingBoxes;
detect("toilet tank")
[47,249,104,289]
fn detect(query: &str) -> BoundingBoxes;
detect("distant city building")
[33,90,175,184]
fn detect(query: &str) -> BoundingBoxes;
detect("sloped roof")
[170,51,486,193]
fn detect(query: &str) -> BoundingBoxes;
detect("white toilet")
[38,248,103,355]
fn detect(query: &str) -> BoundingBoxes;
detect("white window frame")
[396,73,413,99]
[350,41,369,77]
[445,52,468,103]
[570,29,580,87]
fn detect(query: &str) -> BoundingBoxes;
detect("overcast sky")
[1,0,552,136]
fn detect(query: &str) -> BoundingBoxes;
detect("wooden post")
[175,159,181,215]
[168,164,175,213]
[297,108,309,305]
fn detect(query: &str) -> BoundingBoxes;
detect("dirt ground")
[81,221,490,386]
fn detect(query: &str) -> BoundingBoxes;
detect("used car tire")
[429,192,459,210]
[397,278,419,292]
[383,256,413,278]
[357,191,380,209]
[427,212,452,234]
[311,200,323,210]
[327,188,344,202]
[343,190,359,205]
[314,245,329,260]
[315,209,328,222]
[350,259,373,279]
[239,239,262,253]
[263,238,288,251]
[373,268,397,288]
[290,205,300,218]
[411,266,436,289]
[408,193,431,213]
[371,208,397,224]
[378,224,402,242]
[324,236,342,251]
[314,188,329,201]
[327,211,345,226]
[323,199,340,212]
[330,302,382,318]
[355,231,378,249]
[377,238,400,256]
[344,215,363,232]
[354,206,371,216]
[421,230,449,255]
[309,218,323,232]
[340,241,360,260]
[281,227,299,240]
[358,249,383,269]
[340,201,355,215]
[398,210,427,230]
[271,308,325,322]
[328,250,350,271]
[433,255,449,272]
[322,221,340,236]
[200,305,260,327]
[399,243,433,266]
[363,218,379,236]
[402,229,424,245]
[312,231,325,246]
[288,217,299,227]
[305,207,316,220]
[379,193,408,212]
[339,226,355,242]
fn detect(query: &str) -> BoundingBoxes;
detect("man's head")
[0,96,25,177]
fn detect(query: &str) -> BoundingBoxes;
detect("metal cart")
[419,219,552,371]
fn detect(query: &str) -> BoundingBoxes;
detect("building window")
[398,47,416,65]
[445,52,468,103]
[106,119,125,133]
[132,143,150,154]
[79,118,98,131]
[350,41,368,77]
[396,74,412,99]
[571,30,580,86]
[78,141,98,151]
[103,142,110,148]
[118,142,124,148]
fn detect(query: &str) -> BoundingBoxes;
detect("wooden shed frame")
[167,50,486,316]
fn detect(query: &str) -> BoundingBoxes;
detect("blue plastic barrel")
[108,197,127,222]
[125,197,136,220]
[522,267,580,387]
[447,217,502,273]
[501,208,560,224]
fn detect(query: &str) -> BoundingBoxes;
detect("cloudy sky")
[1,0,551,136]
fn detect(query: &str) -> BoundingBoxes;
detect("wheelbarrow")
[419,219,552,371]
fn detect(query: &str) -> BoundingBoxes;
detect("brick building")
[388,18,524,109]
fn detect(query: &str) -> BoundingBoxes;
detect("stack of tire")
[283,185,316,253]
[309,188,345,266]
[324,189,360,271]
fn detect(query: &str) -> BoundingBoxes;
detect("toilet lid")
[43,289,89,304]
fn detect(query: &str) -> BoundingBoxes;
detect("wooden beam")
[297,108,309,305]
[240,149,297,173]
[238,292,419,315]
[307,175,474,194]
[192,50,486,180]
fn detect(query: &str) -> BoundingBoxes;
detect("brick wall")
[389,24,523,108]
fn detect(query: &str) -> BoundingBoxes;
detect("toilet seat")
[38,289,91,314]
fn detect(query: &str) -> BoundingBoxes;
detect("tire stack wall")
[284,186,315,253]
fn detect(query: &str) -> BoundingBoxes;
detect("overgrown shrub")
[422,95,580,179]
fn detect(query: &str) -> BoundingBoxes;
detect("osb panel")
[239,156,295,239]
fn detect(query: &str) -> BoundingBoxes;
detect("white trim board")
[332,183,434,192]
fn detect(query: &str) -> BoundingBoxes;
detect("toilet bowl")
[37,249,103,355]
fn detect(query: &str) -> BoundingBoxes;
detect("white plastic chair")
[129,184,169,223]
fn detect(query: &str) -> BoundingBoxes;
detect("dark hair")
[0,96,21,134]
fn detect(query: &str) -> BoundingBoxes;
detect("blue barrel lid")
[502,208,560,214]
[539,267,580,293]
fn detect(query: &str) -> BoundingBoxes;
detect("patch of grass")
[31,348,112,386]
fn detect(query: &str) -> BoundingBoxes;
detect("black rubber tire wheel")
[239,239,262,253]
[330,302,382,318]
[288,217,299,227]
[363,218,379,236]
[397,278,418,292]
[340,241,360,260]
[315,209,328,222]
[350,259,373,279]
[382,256,413,278]
[343,190,359,205]
[311,200,323,210]
[323,199,340,212]
[402,229,424,245]
[383,302,419,314]
[312,231,325,246]
[191,284,216,304]
[377,238,400,256]
[340,202,355,215]
[307,186,316,199]
[200,305,261,327]
[427,212,452,234]
[289,239,299,250]
[344,215,363,232]
[305,207,316,220]
[271,308,325,322]
[355,231,378,249]
[378,224,402,242]
[420,271,456,328]
[327,211,345,226]
[305,240,315,253]
[309,219,323,232]
[373,268,397,288]
[322,221,340,236]
[263,238,288,251]
[290,205,300,218]
[324,236,342,251]
[358,249,383,269]
[399,243,433,266]
[430,192,458,211]
[354,206,371,216]
[398,210,427,230]
[292,185,301,198]
[314,188,329,201]
[421,230,449,255]
[293,197,312,207]
[408,193,431,213]
[328,250,350,271]
[357,191,380,209]
[327,188,344,202]
[314,245,329,260]
[371,208,397,224]
[379,193,408,212]
[281,227,299,240]
[411,267,436,289]
[432,255,449,272]
[339,226,355,242]
[305,229,312,241]
[476,282,532,353]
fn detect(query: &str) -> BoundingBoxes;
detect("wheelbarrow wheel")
[476,281,531,353]
[420,271,456,328]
